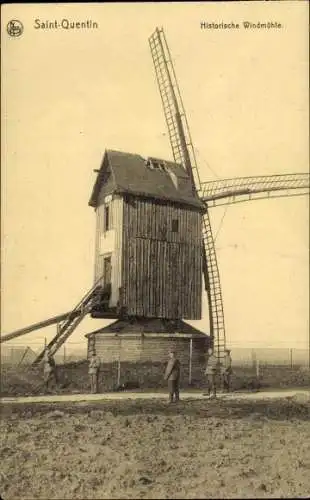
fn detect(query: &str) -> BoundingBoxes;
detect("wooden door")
[103,256,112,286]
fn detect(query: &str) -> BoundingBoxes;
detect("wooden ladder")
[202,210,226,360]
[32,283,102,365]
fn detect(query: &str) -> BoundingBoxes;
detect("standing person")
[204,347,218,398]
[88,351,100,394]
[164,350,181,403]
[222,349,232,392]
[43,347,58,393]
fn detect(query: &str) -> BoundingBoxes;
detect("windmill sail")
[201,173,310,207]
[149,27,226,358]
[149,28,201,192]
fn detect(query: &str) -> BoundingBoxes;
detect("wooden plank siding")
[122,195,202,319]
[93,205,100,284]
[94,194,123,307]
[89,333,208,364]
[111,195,123,306]
[94,202,105,284]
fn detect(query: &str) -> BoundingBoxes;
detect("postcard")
[1,2,309,500]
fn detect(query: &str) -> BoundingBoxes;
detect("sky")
[1,2,309,354]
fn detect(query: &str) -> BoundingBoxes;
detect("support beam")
[1,311,81,343]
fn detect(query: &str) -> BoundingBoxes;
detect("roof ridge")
[85,319,209,337]
[106,149,144,158]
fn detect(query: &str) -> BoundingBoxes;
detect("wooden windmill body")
[89,150,203,321]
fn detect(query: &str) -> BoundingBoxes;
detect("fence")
[1,343,310,368]
[229,347,310,368]
[1,345,82,367]
[1,341,310,397]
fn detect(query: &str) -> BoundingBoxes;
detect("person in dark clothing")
[43,348,58,392]
[222,349,232,392]
[164,350,181,403]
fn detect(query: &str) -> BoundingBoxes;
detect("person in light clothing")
[88,351,100,394]
[164,350,181,403]
[204,347,218,398]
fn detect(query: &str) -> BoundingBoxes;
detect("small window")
[104,205,110,231]
[172,219,179,232]
[153,161,165,172]
[145,158,166,172]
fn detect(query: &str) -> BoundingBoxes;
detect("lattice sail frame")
[149,28,202,192]
[201,173,310,207]
[149,27,226,357]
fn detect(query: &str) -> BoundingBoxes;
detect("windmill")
[1,27,309,367]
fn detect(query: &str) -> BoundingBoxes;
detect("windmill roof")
[89,150,204,209]
[85,318,209,338]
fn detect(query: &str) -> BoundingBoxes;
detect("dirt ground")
[1,396,309,499]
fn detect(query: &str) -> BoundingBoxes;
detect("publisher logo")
[7,20,24,37]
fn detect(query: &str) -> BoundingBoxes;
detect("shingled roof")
[89,150,204,209]
[85,318,209,337]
